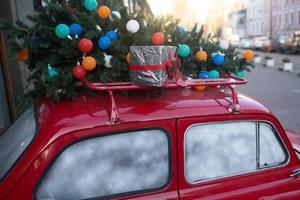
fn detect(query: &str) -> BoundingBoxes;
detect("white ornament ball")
[110,11,121,21]
[220,40,229,50]
[103,53,113,68]
[126,20,140,33]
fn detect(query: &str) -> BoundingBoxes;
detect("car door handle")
[290,169,300,177]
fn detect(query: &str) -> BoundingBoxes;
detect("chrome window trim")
[183,120,290,185]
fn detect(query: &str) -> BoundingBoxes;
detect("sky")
[147,0,247,29]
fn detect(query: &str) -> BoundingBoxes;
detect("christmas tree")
[0,0,254,107]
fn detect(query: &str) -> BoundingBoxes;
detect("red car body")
[0,87,300,200]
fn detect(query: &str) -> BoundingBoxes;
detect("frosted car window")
[259,123,286,167]
[0,105,36,181]
[185,122,256,183]
[36,129,169,200]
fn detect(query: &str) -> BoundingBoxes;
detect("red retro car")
[0,77,300,200]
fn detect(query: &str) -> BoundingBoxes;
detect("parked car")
[279,32,300,54]
[250,36,270,51]
[240,38,251,49]
[262,38,280,52]
[1,80,300,200]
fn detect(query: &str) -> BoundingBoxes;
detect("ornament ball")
[82,56,97,71]
[208,70,220,79]
[235,70,245,78]
[126,53,131,64]
[126,20,140,33]
[196,50,207,62]
[178,44,190,57]
[194,86,206,91]
[243,50,255,61]
[84,0,98,11]
[16,48,29,61]
[73,65,86,80]
[178,26,185,37]
[152,32,165,45]
[212,53,225,65]
[55,24,70,39]
[98,6,111,20]
[78,38,94,53]
[198,71,209,79]
[69,23,83,37]
[106,31,118,41]
[98,36,111,50]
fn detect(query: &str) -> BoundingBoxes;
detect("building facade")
[271,0,300,38]
[227,9,247,40]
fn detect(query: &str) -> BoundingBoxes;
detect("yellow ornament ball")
[194,86,206,91]
[126,53,131,64]
[98,6,111,20]
[243,50,255,61]
[82,56,97,71]
[196,50,207,62]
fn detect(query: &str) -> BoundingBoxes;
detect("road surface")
[237,59,300,132]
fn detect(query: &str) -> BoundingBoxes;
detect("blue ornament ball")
[55,24,70,39]
[235,71,245,78]
[69,23,83,37]
[199,71,209,79]
[84,0,98,11]
[208,70,220,79]
[106,31,118,41]
[178,26,185,37]
[98,36,111,50]
[212,53,225,65]
[178,44,190,57]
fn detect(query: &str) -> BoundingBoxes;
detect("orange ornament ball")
[194,86,206,91]
[243,50,255,61]
[152,32,165,45]
[16,48,29,61]
[98,6,111,20]
[126,53,131,64]
[82,56,97,71]
[196,50,207,62]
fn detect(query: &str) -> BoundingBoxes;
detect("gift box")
[129,46,178,87]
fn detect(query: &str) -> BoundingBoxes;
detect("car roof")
[36,87,271,142]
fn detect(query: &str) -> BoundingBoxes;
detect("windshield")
[0,105,37,181]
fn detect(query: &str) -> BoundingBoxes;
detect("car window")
[0,105,37,181]
[259,123,286,168]
[36,129,170,200]
[185,121,288,183]
[185,122,256,183]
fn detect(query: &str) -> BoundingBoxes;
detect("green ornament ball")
[208,70,220,79]
[55,24,70,39]
[84,0,98,11]
[235,71,245,78]
[178,44,190,57]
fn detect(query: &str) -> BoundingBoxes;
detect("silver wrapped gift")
[129,46,178,87]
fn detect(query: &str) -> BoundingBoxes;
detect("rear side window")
[0,105,37,181]
[36,129,170,200]
[185,121,288,183]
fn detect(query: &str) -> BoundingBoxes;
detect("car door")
[177,114,300,200]
[6,119,179,200]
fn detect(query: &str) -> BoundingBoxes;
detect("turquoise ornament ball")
[208,70,220,79]
[212,53,225,65]
[178,44,190,57]
[55,24,70,39]
[84,0,98,11]
[47,67,59,79]
[235,71,245,78]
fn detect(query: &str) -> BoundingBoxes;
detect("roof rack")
[82,75,247,125]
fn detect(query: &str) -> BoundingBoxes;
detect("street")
[237,52,300,131]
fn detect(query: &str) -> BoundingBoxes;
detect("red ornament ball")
[152,32,165,45]
[78,38,93,53]
[72,65,86,80]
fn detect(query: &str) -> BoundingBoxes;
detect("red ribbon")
[129,64,167,71]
